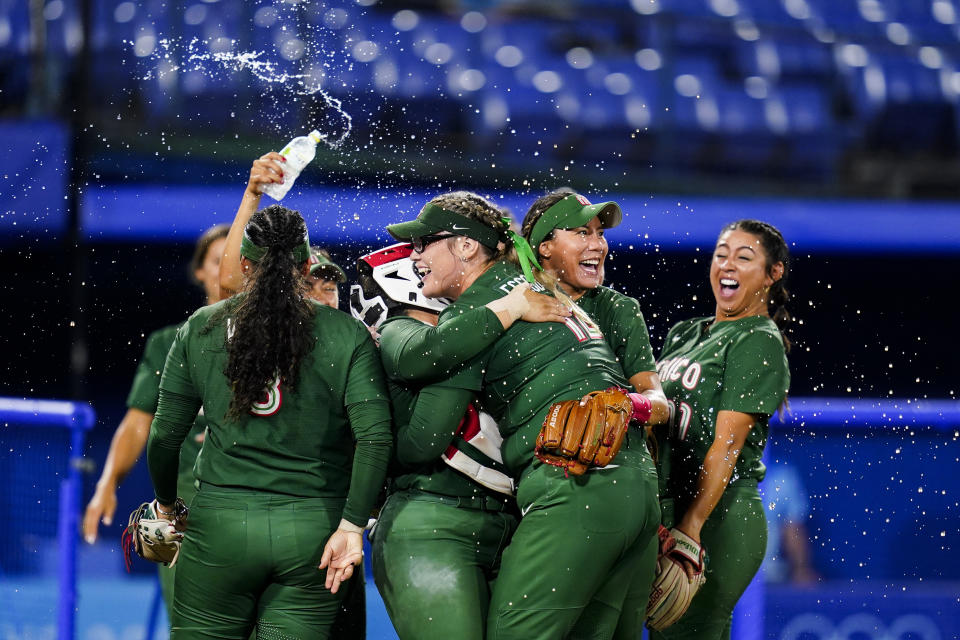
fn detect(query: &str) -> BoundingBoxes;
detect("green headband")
[527,194,623,252]
[241,230,311,265]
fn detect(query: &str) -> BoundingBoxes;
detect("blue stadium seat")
[843,50,948,121]
[774,83,834,133]
[735,36,835,81]
[804,0,887,39]
[882,0,960,45]
[736,0,805,28]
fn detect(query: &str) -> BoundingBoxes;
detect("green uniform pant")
[650,484,767,640]
[371,489,518,640]
[159,475,201,622]
[171,485,352,640]
[487,462,661,640]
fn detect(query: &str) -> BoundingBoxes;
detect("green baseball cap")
[527,193,622,251]
[309,250,346,283]
[386,203,503,250]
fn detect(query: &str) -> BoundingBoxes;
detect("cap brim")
[386,219,442,242]
[583,201,622,229]
[310,263,346,283]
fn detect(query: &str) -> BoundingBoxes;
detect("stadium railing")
[0,397,96,640]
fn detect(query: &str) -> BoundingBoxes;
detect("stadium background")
[2,0,959,638]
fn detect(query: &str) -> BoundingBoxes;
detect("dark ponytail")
[721,219,792,353]
[224,205,315,420]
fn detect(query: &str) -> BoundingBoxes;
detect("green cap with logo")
[386,203,504,250]
[527,193,622,252]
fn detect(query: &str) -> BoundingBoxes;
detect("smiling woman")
[650,219,791,640]
[385,190,664,640]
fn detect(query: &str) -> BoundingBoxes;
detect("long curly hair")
[721,219,792,353]
[224,205,315,420]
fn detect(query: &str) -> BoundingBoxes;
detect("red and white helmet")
[349,242,448,330]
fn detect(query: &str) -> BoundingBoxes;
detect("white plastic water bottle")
[262,130,323,201]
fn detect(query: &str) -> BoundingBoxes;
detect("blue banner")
[80,183,960,253]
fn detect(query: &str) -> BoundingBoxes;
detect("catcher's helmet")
[349,242,448,330]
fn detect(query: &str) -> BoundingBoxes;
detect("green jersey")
[147,299,392,527]
[380,315,508,501]
[657,315,789,500]
[126,323,206,500]
[127,324,180,413]
[437,262,650,477]
[577,285,657,380]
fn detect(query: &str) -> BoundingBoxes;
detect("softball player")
[519,188,671,634]
[650,219,791,640]
[308,247,346,308]
[386,195,661,640]
[146,204,392,639]
[83,222,229,616]
[351,239,568,640]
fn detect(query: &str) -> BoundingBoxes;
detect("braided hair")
[224,205,315,419]
[428,191,510,262]
[721,219,792,353]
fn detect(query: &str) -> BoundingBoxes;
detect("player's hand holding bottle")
[246,152,286,198]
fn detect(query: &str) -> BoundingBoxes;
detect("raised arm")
[219,153,286,298]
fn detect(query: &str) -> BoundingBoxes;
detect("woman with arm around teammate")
[519,187,669,426]
[146,204,392,638]
[650,219,791,640]
[386,194,662,640]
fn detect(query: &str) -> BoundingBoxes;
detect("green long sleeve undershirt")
[147,388,202,505]
[379,306,505,383]
[394,384,475,467]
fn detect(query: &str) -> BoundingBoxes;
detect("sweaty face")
[195,237,226,304]
[411,235,465,300]
[309,276,340,309]
[710,229,778,322]
[538,217,608,299]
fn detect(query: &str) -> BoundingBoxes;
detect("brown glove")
[535,389,633,476]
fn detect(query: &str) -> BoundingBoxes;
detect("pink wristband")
[628,393,653,424]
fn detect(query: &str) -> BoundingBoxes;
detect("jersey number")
[563,315,603,342]
[670,400,693,440]
[250,376,282,416]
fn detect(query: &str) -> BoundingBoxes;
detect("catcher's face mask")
[349,243,448,330]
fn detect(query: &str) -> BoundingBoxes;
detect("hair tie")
[504,226,542,283]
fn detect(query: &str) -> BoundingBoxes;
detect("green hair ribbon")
[502,218,541,283]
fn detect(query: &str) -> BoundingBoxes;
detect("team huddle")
[86,151,792,640]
